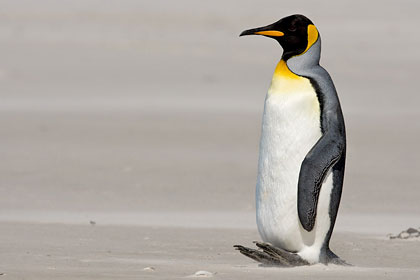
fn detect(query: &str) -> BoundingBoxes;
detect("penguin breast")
[256,69,322,251]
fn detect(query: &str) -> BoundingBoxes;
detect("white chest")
[256,71,323,251]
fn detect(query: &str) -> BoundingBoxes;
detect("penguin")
[234,14,348,266]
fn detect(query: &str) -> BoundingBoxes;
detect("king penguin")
[234,14,348,266]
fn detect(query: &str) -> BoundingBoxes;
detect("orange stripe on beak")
[255,30,284,37]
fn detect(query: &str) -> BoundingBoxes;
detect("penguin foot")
[326,249,352,266]
[234,241,309,267]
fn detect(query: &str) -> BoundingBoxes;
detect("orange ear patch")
[303,24,319,53]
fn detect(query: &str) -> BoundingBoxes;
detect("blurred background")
[0,0,419,229]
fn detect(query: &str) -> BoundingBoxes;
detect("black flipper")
[297,124,345,232]
[288,51,347,233]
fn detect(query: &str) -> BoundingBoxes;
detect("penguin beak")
[240,23,284,37]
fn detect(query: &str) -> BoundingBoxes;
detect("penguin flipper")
[297,129,345,232]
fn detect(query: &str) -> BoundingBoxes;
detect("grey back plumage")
[286,34,346,238]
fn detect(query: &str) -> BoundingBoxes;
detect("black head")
[240,14,317,60]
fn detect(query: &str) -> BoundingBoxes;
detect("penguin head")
[240,14,318,60]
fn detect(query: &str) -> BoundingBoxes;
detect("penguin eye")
[288,25,297,32]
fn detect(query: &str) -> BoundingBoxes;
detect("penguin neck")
[269,39,321,95]
[269,59,313,96]
[284,37,321,76]
[273,60,300,80]
[273,37,321,79]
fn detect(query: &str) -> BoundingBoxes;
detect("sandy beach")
[0,0,419,279]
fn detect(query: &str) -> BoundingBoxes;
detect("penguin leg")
[234,242,309,267]
[326,249,352,266]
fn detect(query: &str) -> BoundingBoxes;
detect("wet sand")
[0,0,420,279]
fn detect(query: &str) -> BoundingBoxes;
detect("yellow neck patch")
[273,60,299,79]
[269,60,313,95]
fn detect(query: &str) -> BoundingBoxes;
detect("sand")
[0,222,419,279]
[0,0,419,279]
